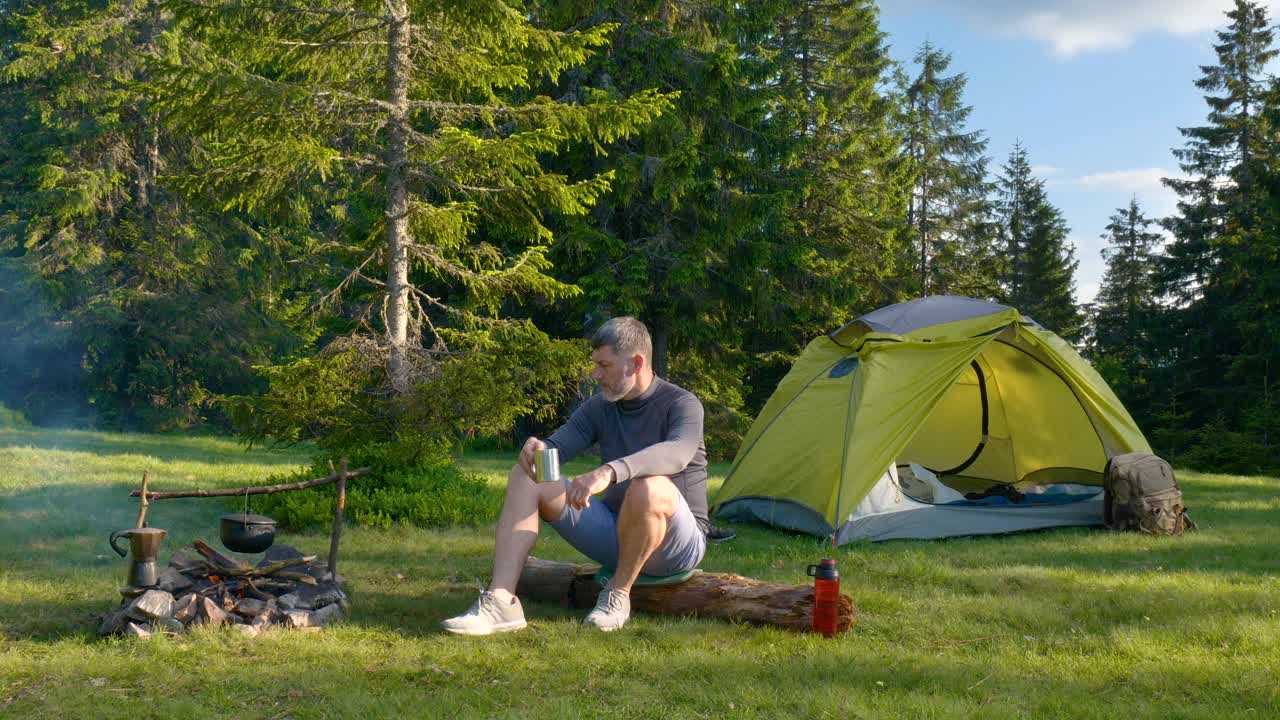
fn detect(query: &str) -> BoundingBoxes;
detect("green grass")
[2,427,1279,718]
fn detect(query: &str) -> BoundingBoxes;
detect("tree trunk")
[131,0,161,212]
[516,557,856,634]
[384,0,412,393]
[651,316,669,380]
[919,168,929,297]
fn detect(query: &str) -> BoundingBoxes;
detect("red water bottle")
[806,558,840,637]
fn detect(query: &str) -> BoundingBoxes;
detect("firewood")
[227,556,316,578]
[193,539,248,571]
[272,570,318,586]
[516,557,856,634]
[241,577,274,601]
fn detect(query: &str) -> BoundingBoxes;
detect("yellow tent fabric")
[714,298,1150,537]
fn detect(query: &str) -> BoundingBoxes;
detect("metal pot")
[219,512,276,554]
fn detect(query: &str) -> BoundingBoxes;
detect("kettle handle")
[109,529,130,557]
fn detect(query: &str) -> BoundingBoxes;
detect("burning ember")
[98,541,347,639]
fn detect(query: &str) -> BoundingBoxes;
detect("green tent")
[713,296,1150,542]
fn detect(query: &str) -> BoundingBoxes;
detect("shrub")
[249,443,503,531]
[1180,415,1273,475]
[225,321,589,460]
[0,403,31,429]
[669,353,752,461]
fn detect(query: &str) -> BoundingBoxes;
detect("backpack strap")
[1181,510,1198,532]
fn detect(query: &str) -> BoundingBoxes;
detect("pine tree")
[0,0,308,428]
[897,42,990,297]
[532,1,906,454]
[996,143,1035,304]
[1159,0,1278,462]
[1094,199,1161,355]
[532,0,756,376]
[151,1,669,378]
[1090,199,1162,418]
[995,144,1081,338]
[758,0,908,325]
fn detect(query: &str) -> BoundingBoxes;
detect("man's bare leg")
[609,476,679,592]
[488,464,567,600]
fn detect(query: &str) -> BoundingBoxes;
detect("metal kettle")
[109,527,167,588]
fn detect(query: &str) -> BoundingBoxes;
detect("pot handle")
[109,529,131,557]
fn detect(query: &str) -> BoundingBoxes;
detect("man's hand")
[566,465,615,510]
[519,436,547,479]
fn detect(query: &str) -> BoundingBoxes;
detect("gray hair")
[591,316,652,362]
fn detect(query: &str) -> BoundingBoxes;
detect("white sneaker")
[441,589,527,636]
[583,588,631,632]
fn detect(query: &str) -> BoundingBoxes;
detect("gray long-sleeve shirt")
[544,376,709,533]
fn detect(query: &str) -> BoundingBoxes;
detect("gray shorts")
[548,488,706,576]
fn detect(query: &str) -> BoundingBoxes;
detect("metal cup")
[534,448,560,483]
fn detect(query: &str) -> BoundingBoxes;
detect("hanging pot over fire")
[220,512,276,554]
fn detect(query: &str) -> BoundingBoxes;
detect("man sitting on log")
[443,317,709,634]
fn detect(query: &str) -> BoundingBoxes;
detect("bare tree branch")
[318,248,382,310]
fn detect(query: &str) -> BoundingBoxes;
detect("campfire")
[99,540,347,638]
[99,460,365,639]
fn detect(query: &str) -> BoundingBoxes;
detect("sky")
[877,0,1273,305]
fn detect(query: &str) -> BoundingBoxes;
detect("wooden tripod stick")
[135,471,151,528]
[327,457,348,578]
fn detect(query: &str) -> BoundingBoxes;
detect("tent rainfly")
[713,296,1151,543]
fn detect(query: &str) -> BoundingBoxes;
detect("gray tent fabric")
[718,461,1105,544]
[834,496,1105,543]
[715,496,835,538]
[833,296,1020,337]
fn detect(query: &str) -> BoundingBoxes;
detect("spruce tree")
[758,0,908,324]
[532,1,755,375]
[0,0,306,427]
[995,144,1081,338]
[996,143,1035,304]
[148,0,670,435]
[532,1,906,453]
[896,42,990,297]
[1091,199,1162,419]
[1159,0,1278,463]
[1094,199,1161,356]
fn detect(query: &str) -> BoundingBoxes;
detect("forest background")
[2,0,1278,524]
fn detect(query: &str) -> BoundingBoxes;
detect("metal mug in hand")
[534,447,560,483]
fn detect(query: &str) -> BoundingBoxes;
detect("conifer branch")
[180,0,390,23]
[272,39,388,47]
[406,100,555,117]
[402,164,515,193]
[270,20,391,47]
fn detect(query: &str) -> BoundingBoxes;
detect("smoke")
[0,258,92,428]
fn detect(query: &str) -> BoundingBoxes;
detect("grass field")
[1,427,1278,719]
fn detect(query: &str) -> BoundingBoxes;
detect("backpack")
[1103,452,1195,535]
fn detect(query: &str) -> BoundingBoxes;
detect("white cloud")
[882,1,1279,57]
[1031,164,1060,178]
[1072,167,1169,191]
[1078,280,1101,306]
[1068,167,1188,217]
